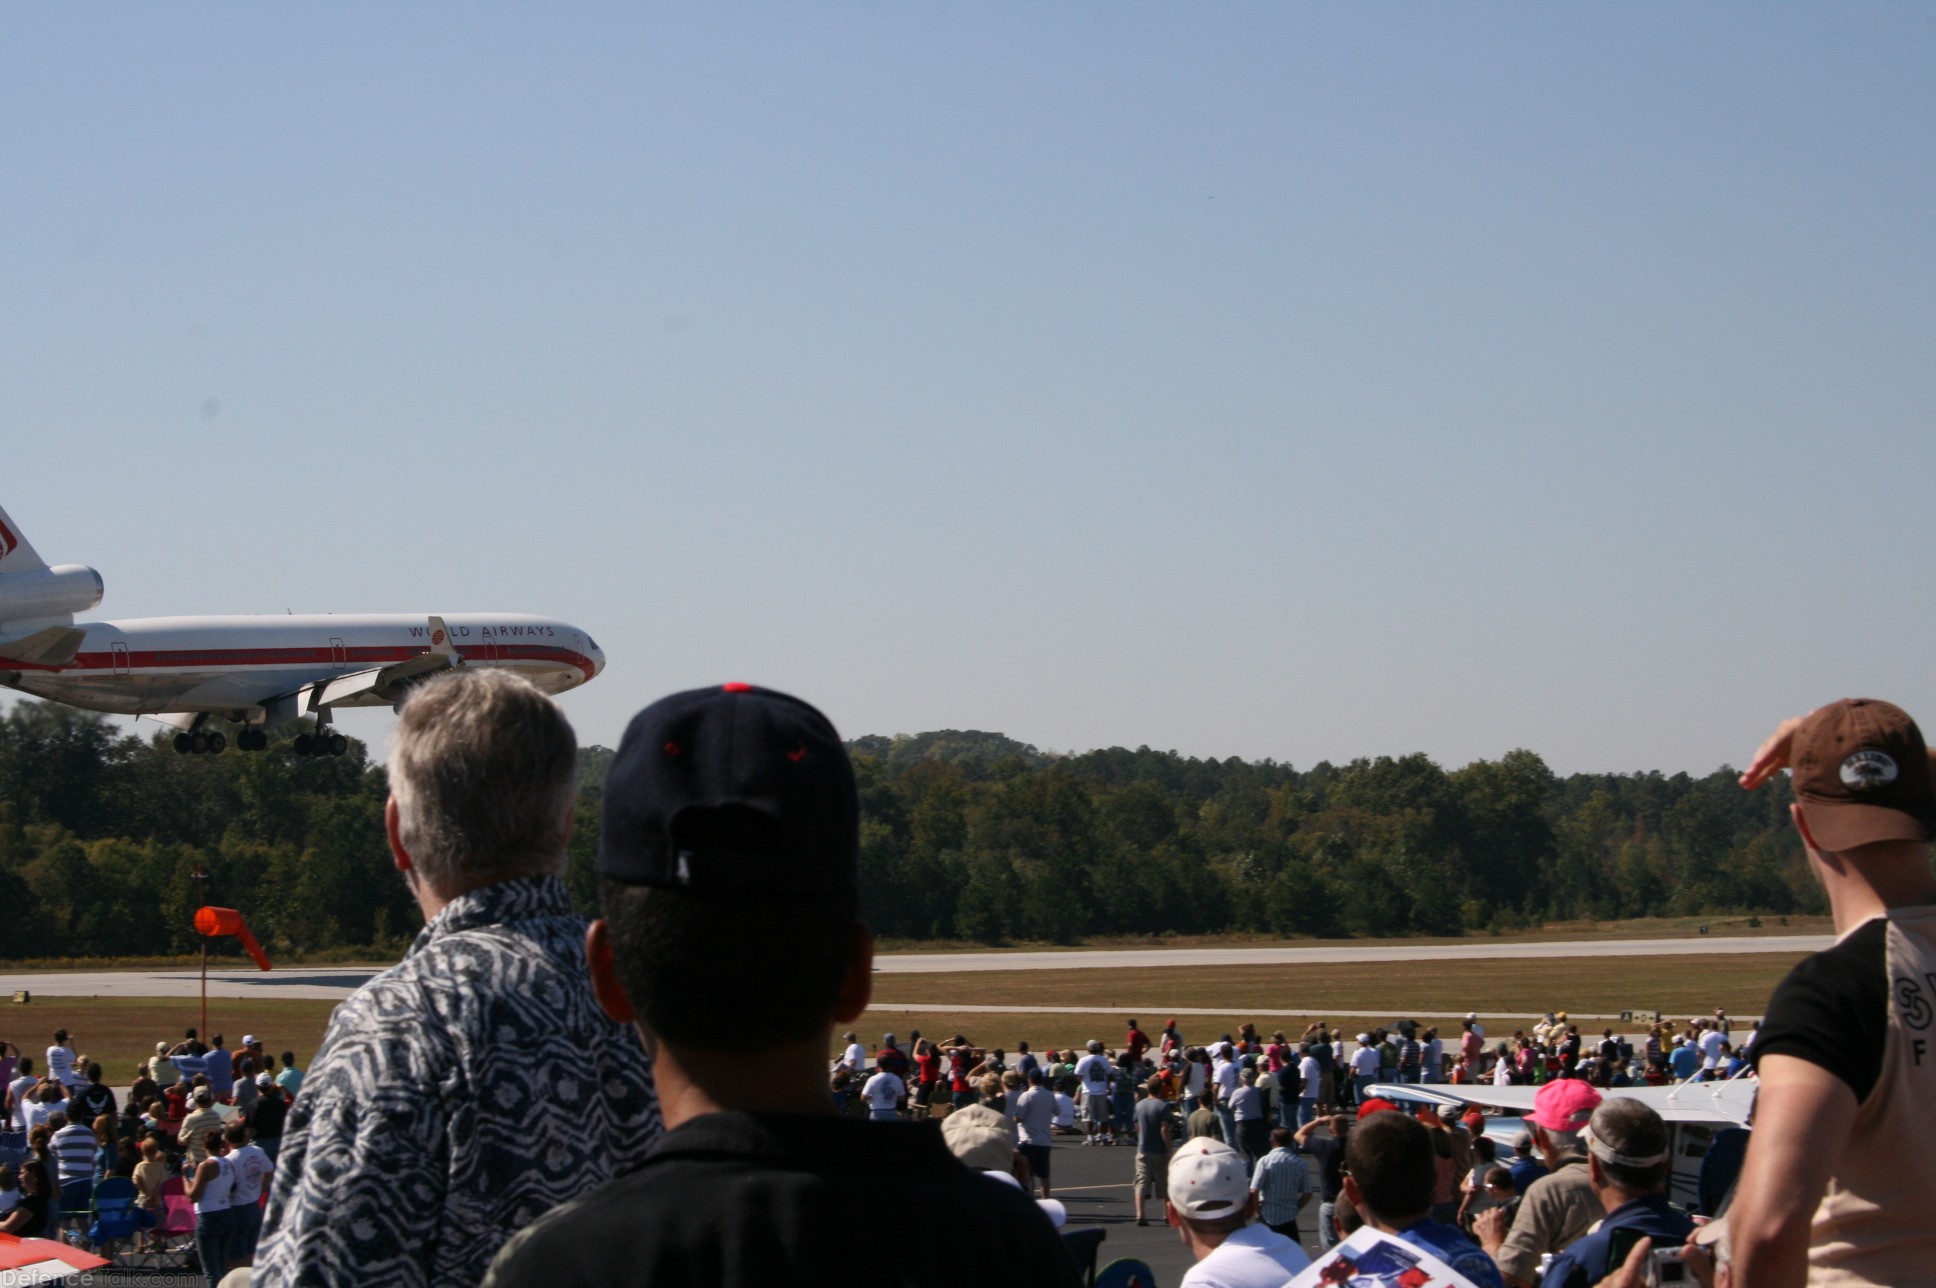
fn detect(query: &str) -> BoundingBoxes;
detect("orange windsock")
[194,906,272,972]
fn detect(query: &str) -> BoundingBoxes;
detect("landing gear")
[171,729,226,754]
[237,728,268,752]
[291,725,348,757]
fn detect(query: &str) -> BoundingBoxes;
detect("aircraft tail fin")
[427,616,458,659]
[0,504,49,573]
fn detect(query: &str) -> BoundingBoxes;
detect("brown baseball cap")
[1790,699,1936,851]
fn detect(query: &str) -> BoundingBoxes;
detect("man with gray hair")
[255,669,660,1288]
[1539,1099,1692,1288]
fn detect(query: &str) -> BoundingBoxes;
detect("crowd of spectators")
[4,684,1930,1288]
[1,1025,301,1285]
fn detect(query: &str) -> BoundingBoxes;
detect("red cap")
[1357,1098,1400,1120]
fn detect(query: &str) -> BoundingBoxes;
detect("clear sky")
[5,5,1933,775]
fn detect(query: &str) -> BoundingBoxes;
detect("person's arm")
[1725,1054,1854,1288]
[187,1157,218,1203]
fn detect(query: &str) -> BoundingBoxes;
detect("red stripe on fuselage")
[13,643,597,682]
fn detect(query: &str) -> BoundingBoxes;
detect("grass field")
[9,944,1808,1076]
[3,997,339,1080]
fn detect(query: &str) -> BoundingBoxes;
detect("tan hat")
[939,1103,1017,1172]
[1167,1137,1250,1218]
[1792,699,1936,851]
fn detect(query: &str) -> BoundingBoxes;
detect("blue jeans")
[1318,1199,1340,1251]
[1353,1073,1376,1103]
[195,1206,240,1288]
[1297,1096,1318,1127]
[1215,1106,1237,1146]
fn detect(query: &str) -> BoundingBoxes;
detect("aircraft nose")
[589,640,606,677]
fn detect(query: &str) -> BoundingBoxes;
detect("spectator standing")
[1349,1034,1380,1103]
[1075,1040,1114,1146]
[1343,1112,1503,1288]
[1729,700,1936,1285]
[481,682,1078,1288]
[5,1056,33,1131]
[861,1062,907,1122]
[840,1031,866,1076]
[1296,1044,1321,1127]
[70,1063,115,1123]
[270,1051,302,1099]
[1250,1127,1312,1243]
[46,1031,81,1093]
[226,1120,275,1267]
[1187,1091,1222,1142]
[1230,1069,1268,1163]
[177,1090,225,1166]
[1476,1080,1605,1288]
[1295,1114,1352,1253]
[256,669,661,1288]
[1012,1069,1057,1197]
[49,1112,94,1191]
[188,1129,239,1288]
[1167,1137,1311,1287]
[248,1072,289,1162]
[1132,1077,1173,1226]
[1539,1100,1691,1288]
[1125,1019,1151,1063]
[204,1035,234,1101]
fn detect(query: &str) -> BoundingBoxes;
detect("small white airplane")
[0,503,605,756]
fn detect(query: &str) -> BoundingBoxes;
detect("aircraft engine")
[0,564,105,622]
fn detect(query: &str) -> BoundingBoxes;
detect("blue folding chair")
[88,1176,147,1258]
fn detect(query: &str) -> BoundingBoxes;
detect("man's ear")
[832,921,875,1025]
[385,796,412,874]
[1342,1173,1363,1215]
[584,919,636,1025]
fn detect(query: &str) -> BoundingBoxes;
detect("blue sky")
[5,4,1933,774]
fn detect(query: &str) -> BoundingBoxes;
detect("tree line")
[0,701,1817,960]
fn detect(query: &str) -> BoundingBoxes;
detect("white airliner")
[0,503,604,756]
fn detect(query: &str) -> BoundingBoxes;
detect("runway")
[2,933,1828,1001]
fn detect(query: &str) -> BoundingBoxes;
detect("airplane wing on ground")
[1365,1079,1757,1125]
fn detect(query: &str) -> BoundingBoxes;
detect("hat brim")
[1802,798,1933,852]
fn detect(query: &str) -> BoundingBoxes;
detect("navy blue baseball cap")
[598,683,859,896]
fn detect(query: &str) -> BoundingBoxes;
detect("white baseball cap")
[1167,1138,1250,1219]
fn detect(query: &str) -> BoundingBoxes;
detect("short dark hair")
[599,875,857,1051]
[281,1052,295,1066]
[1270,1127,1292,1148]
[1345,1112,1436,1223]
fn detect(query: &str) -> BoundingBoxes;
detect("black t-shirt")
[1304,1132,1348,1202]
[250,1092,288,1141]
[1751,916,1888,1103]
[483,1111,1081,1288]
[72,1084,116,1123]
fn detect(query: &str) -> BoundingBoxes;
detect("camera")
[1648,1246,1689,1286]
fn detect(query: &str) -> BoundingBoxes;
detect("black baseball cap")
[598,683,859,896]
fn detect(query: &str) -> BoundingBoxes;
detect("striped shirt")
[1249,1146,1312,1227]
[51,1124,96,1185]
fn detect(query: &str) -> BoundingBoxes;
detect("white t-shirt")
[1212,1060,1239,1102]
[1297,1055,1321,1094]
[1178,1223,1312,1288]
[6,1075,35,1130]
[23,1097,64,1132]
[861,1071,905,1112]
[1350,1046,1381,1077]
[229,1143,275,1205]
[1186,1062,1207,1096]
[1014,1086,1057,1146]
[1697,1029,1726,1070]
[843,1042,867,1071]
[1493,1060,1513,1087]
[1075,1054,1112,1098]
[1053,1092,1077,1128]
[46,1045,78,1089]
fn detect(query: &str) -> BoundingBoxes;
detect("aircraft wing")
[1364,1080,1756,1126]
[303,617,461,710]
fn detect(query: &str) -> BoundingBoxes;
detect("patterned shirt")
[1249,1146,1311,1227]
[254,876,660,1288]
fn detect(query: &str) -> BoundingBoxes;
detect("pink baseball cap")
[1527,1079,1601,1132]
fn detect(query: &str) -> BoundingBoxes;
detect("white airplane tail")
[0,503,49,573]
[0,505,103,663]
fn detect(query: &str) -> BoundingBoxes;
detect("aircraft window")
[586,636,597,649]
